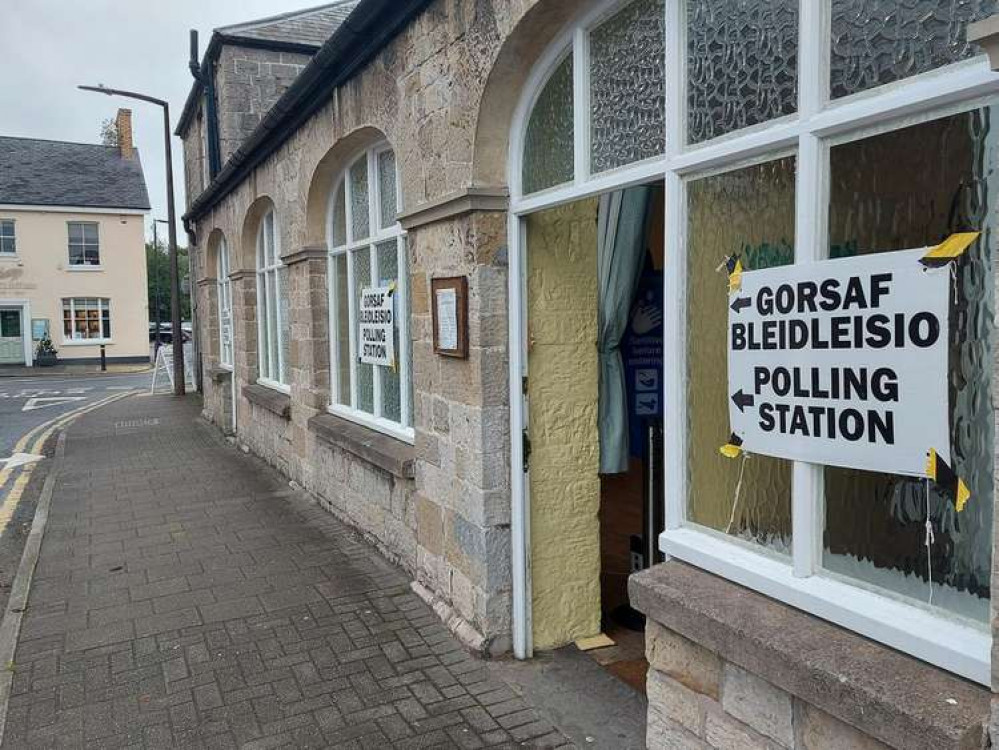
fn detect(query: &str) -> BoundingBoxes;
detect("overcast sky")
[3,0,318,245]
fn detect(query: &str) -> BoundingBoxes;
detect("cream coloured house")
[0,110,150,366]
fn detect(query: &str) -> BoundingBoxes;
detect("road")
[0,371,152,456]
[0,371,153,614]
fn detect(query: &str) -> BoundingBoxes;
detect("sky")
[3,0,319,245]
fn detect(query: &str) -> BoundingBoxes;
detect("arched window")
[256,210,289,389]
[217,237,233,368]
[326,144,411,441]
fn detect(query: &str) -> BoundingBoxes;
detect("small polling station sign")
[359,285,396,367]
[727,247,951,477]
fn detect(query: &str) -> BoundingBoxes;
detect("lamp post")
[78,84,184,395]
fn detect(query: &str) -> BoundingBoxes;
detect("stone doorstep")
[307,411,415,479]
[629,562,989,750]
[242,382,291,419]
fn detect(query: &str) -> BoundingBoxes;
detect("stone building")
[179,1,999,748]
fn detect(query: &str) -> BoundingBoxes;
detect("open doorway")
[523,181,664,692]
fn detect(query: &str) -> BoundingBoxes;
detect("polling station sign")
[727,248,950,477]
[359,286,395,367]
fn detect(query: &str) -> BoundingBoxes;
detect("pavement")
[0,393,643,749]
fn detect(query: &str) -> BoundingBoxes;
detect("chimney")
[116,108,134,159]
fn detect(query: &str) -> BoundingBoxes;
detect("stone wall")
[180,0,563,655]
[214,45,312,165]
[644,620,897,750]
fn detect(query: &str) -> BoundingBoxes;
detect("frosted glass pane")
[353,249,374,413]
[378,150,398,229]
[831,0,997,99]
[350,158,370,242]
[333,254,350,406]
[824,109,996,621]
[687,157,796,554]
[264,213,276,265]
[590,0,666,173]
[331,180,347,247]
[258,276,269,379]
[687,0,797,144]
[377,240,401,423]
[279,266,291,385]
[267,274,279,382]
[522,54,574,195]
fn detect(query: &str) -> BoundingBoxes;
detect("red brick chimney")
[116,108,134,159]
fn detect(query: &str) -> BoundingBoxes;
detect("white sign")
[359,286,395,367]
[727,248,950,477]
[436,288,458,351]
[150,342,197,393]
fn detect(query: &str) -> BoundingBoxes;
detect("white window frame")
[506,0,999,683]
[255,210,289,393]
[67,221,101,268]
[217,237,233,369]
[325,143,412,444]
[61,297,111,344]
[0,219,16,256]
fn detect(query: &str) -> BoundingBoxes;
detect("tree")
[100,118,119,147]
[147,239,190,335]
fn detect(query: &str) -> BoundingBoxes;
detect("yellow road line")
[0,391,136,504]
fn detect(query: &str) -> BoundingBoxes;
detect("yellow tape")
[728,259,743,294]
[921,232,979,266]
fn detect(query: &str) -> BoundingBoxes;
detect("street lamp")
[78,83,185,396]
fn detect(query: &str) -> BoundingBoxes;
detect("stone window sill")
[629,561,989,750]
[207,366,232,383]
[242,383,290,420]
[308,412,415,479]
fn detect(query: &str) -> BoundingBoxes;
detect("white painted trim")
[0,204,145,216]
[256,377,290,396]
[326,404,415,445]
[65,266,104,273]
[507,210,530,660]
[661,527,990,685]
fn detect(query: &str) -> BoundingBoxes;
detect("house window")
[68,222,100,266]
[217,237,233,368]
[256,210,288,389]
[511,0,998,682]
[326,145,412,441]
[62,298,111,341]
[0,220,15,255]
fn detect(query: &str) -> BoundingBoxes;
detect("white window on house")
[217,237,233,368]
[326,144,411,442]
[256,210,289,390]
[62,298,111,341]
[510,0,998,683]
[67,222,100,266]
[0,220,15,255]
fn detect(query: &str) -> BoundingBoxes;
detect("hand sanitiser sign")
[727,248,950,477]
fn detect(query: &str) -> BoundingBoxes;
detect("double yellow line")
[0,391,137,536]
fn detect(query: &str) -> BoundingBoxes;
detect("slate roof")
[217,1,358,48]
[0,136,150,211]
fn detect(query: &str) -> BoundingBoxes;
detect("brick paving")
[3,395,574,749]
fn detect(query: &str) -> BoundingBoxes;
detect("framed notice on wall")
[432,276,468,359]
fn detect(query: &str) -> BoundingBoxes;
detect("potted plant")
[35,336,58,367]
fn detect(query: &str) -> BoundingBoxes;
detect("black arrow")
[730,296,751,314]
[731,390,755,412]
